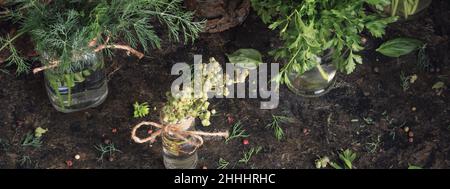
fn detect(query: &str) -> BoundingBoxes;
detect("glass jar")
[43,52,108,113]
[162,117,198,169]
[287,50,337,97]
[385,0,432,20]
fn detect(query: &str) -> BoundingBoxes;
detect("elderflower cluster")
[161,58,248,126]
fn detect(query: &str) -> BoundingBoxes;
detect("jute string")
[131,121,229,154]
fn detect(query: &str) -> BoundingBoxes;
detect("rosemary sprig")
[225,121,249,144]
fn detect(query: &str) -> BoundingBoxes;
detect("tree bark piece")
[185,0,250,33]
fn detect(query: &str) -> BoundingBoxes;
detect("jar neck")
[43,52,103,74]
[161,117,195,132]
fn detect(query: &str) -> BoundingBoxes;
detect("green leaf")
[344,159,353,169]
[269,21,284,30]
[376,38,424,58]
[34,127,48,138]
[330,162,343,169]
[133,102,150,118]
[366,17,397,38]
[344,52,357,74]
[227,49,263,70]
[339,149,356,169]
[432,82,445,90]
[73,72,85,83]
[408,164,423,169]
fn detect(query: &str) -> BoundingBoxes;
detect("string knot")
[131,119,229,152]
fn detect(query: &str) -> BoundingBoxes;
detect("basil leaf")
[376,38,424,58]
[227,49,263,70]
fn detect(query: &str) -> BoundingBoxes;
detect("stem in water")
[411,0,420,16]
[316,64,330,82]
[391,0,399,17]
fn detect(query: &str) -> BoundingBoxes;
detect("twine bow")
[131,121,229,153]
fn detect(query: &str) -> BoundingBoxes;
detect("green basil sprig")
[376,38,424,58]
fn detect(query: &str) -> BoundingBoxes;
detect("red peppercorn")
[243,139,249,145]
[66,160,73,167]
[227,115,235,124]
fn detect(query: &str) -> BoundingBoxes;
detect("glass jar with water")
[43,51,108,113]
[381,0,432,20]
[287,50,337,97]
[161,117,198,169]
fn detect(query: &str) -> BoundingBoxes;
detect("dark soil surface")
[1,1,449,169]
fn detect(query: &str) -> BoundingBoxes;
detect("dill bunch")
[0,0,204,74]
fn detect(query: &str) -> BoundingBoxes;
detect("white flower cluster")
[162,58,249,126]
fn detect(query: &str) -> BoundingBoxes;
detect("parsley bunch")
[252,0,396,85]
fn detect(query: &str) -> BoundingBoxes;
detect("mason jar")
[43,51,108,113]
[287,50,337,97]
[161,117,198,169]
